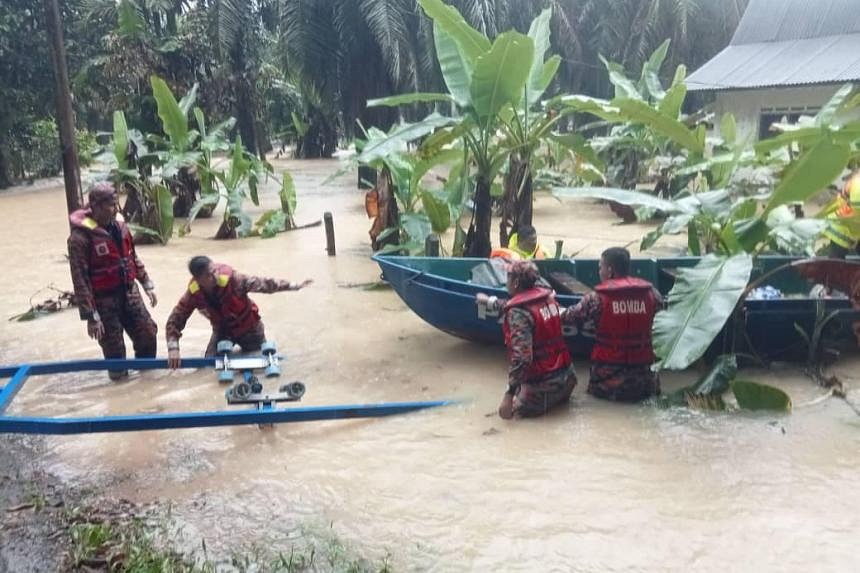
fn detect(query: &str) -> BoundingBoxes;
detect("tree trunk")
[44,0,82,215]
[256,120,271,159]
[215,218,238,240]
[294,120,337,159]
[0,144,13,189]
[367,167,400,251]
[235,76,260,157]
[499,154,533,248]
[171,166,199,218]
[514,163,534,231]
[464,175,493,258]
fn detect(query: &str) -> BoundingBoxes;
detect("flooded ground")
[1,160,859,571]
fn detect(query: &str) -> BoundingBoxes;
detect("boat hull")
[373,255,860,362]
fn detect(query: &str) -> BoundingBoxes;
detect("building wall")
[713,85,842,141]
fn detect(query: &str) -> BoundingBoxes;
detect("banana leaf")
[421,191,451,234]
[655,354,737,409]
[432,24,473,107]
[367,93,455,107]
[653,253,753,370]
[612,98,704,154]
[552,186,683,213]
[112,111,129,170]
[154,183,174,244]
[764,138,851,213]
[524,8,558,107]
[418,0,489,63]
[150,75,189,151]
[470,32,534,119]
[356,113,456,165]
[639,39,670,101]
[254,210,287,239]
[731,380,792,412]
[280,172,297,217]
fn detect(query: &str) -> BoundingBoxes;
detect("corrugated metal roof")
[732,0,860,44]
[687,33,860,91]
[687,0,860,91]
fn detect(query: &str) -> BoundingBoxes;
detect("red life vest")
[187,264,260,337]
[69,209,137,294]
[503,287,572,380]
[591,277,657,365]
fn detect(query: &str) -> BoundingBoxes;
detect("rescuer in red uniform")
[165,256,312,368]
[67,182,158,380]
[562,247,661,402]
[478,260,577,419]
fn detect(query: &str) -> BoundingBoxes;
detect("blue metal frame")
[0,358,452,435]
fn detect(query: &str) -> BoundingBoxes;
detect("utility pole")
[45,0,82,214]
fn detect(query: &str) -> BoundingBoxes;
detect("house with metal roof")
[686,0,860,141]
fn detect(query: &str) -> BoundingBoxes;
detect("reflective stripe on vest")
[508,233,545,260]
[70,210,137,294]
[187,264,260,337]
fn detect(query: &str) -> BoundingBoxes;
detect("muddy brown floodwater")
[1,159,860,572]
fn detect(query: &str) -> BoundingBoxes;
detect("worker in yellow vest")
[491,225,549,260]
[823,172,860,258]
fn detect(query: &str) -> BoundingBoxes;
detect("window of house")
[758,106,820,140]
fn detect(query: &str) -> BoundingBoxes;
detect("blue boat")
[372,254,860,362]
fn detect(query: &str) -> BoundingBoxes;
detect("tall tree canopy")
[0,0,748,185]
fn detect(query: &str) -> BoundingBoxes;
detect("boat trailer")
[0,341,452,435]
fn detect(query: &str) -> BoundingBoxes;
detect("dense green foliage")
[0,0,747,187]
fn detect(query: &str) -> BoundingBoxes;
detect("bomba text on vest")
[611,300,647,314]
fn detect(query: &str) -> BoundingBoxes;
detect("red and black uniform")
[591,277,658,365]
[563,277,660,402]
[166,265,292,355]
[502,287,576,417]
[67,209,157,360]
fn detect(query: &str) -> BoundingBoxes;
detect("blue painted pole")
[0,401,454,435]
[0,366,31,414]
[0,358,216,378]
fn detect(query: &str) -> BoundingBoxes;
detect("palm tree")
[278,0,747,159]
[549,0,749,98]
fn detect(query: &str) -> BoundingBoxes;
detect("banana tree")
[367,0,538,258]
[148,76,205,218]
[183,134,300,240]
[92,110,174,245]
[553,105,859,370]
[494,8,565,247]
[555,40,707,197]
[149,76,237,220]
[351,120,468,255]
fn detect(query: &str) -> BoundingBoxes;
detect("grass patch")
[64,508,395,572]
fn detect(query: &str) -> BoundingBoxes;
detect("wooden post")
[44,0,82,215]
[425,234,440,257]
[324,212,336,256]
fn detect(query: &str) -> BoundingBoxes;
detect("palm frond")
[359,0,413,87]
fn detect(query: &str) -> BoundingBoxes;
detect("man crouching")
[478,261,577,419]
[165,256,312,368]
